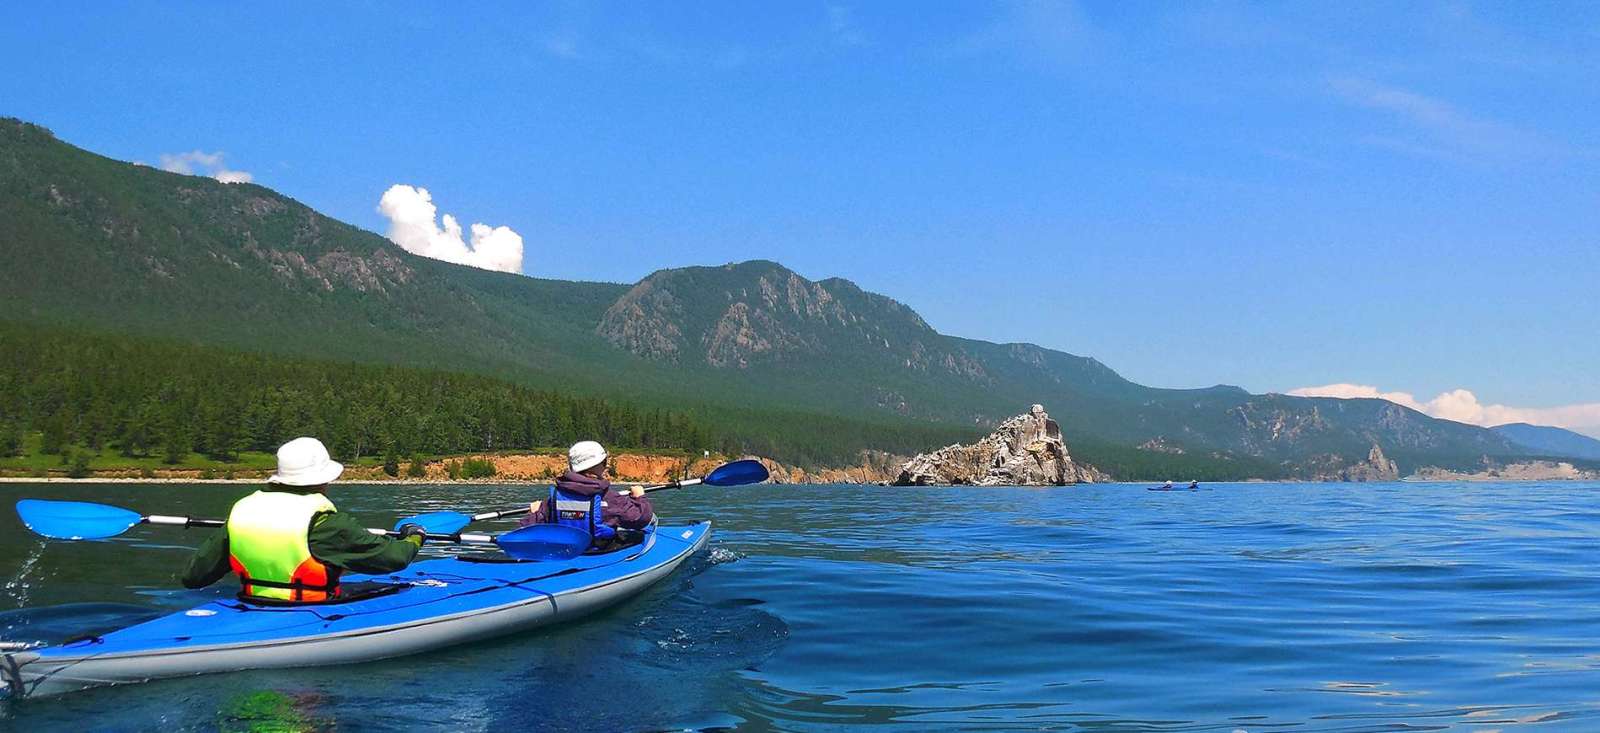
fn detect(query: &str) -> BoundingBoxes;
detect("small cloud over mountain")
[376,185,524,275]
[158,150,253,184]
[1287,383,1600,438]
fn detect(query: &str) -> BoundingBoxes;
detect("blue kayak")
[1,522,710,699]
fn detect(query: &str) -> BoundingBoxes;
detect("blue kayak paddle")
[13,499,558,560]
[393,458,771,533]
[390,511,479,535]
[488,524,595,560]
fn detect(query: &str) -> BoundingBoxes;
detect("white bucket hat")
[268,437,344,487]
[568,441,608,473]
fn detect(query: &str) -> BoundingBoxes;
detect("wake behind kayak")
[1,522,710,700]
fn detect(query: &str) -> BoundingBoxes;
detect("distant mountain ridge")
[1491,423,1600,461]
[594,260,1522,476]
[0,117,1546,477]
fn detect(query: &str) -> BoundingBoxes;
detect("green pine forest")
[0,322,1278,480]
[0,321,991,475]
[0,322,715,474]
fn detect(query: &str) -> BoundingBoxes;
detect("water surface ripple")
[2,481,1599,731]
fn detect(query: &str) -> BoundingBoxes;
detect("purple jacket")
[520,470,654,529]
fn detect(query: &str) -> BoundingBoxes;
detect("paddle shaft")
[466,477,702,522]
[144,514,497,545]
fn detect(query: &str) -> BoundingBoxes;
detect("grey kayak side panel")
[4,526,708,699]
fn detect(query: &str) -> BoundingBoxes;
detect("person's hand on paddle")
[628,486,645,499]
[528,499,543,514]
[397,523,428,546]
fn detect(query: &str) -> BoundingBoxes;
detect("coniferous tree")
[66,450,92,478]
[40,412,69,454]
[162,424,191,465]
[0,422,20,457]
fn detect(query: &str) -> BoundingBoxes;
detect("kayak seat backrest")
[584,528,647,555]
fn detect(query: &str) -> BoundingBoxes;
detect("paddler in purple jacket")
[522,441,654,550]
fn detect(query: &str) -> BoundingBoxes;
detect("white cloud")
[158,150,254,184]
[376,184,525,275]
[1329,77,1560,162]
[1286,383,1600,438]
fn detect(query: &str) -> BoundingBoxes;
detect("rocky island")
[893,405,1103,486]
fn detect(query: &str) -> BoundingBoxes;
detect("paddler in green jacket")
[181,437,426,603]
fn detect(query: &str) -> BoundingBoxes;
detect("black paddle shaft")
[468,478,694,522]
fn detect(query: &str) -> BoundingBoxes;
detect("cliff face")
[893,405,1100,486]
[405,454,723,483]
[760,451,907,485]
[47,453,726,483]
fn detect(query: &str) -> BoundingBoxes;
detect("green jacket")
[181,501,421,590]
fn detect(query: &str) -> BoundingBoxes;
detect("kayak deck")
[2,522,710,699]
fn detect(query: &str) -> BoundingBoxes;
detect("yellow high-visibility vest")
[226,490,339,602]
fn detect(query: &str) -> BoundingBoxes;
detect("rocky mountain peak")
[596,260,985,377]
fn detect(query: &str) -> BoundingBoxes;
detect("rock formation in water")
[892,405,1100,486]
[1310,444,1399,482]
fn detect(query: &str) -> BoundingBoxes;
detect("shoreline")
[4,477,1594,486]
[0,477,573,485]
[0,452,730,486]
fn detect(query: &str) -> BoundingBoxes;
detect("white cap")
[268,437,344,487]
[568,440,608,473]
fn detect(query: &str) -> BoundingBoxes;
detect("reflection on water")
[4,481,1600,730]
[216,689,331,733]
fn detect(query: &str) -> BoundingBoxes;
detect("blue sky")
[3,2,1597,432]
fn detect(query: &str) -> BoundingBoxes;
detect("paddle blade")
[703,459,769,487]
[16,500,143,540]
[395,511,471,535]
[495,524,591,560]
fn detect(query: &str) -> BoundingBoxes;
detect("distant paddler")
[181,437,427,603]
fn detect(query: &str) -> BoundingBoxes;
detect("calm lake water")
[3,480,1600,731]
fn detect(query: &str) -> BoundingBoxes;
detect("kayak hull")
[2,522,710,699]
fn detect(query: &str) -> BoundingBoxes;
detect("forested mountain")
[597,261,1524,476]
[0,117,1543,477]
[0,118,973,466]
